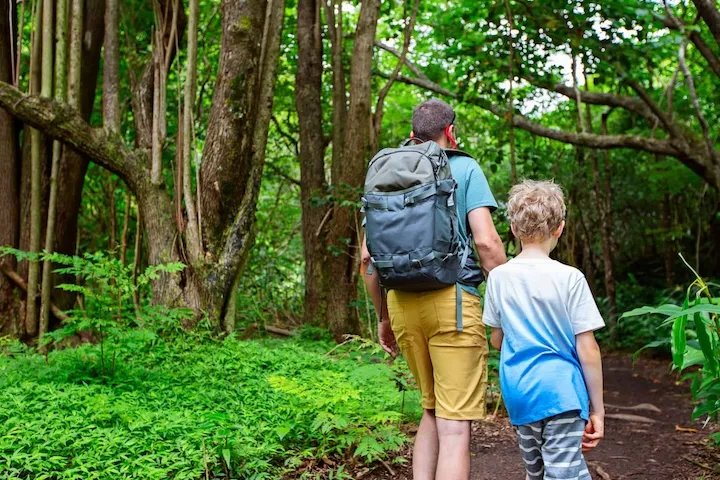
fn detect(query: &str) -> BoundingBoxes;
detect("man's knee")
[435,418,471,438]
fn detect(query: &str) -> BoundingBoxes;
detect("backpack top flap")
[365,141,450,193]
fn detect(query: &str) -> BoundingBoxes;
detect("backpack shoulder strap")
[443,148,474,159]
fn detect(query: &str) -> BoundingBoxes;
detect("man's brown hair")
[412,99,455,142]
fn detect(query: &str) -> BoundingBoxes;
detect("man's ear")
[410,130,414,137]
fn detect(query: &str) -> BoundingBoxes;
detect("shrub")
[624,255,720,442]
[0,333,416,479]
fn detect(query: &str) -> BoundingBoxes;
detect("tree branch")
[373,0,421,148]
[691,0,720,49]
[376,72,681,157]
[0,82,142,188]
[660,13,720,78]
[374,40,429,81]
[678,42,719,165]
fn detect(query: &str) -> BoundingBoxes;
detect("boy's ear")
[553,220,566,238]
[510,223,518,239]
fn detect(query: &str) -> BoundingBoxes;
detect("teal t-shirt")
[448,153,498,296]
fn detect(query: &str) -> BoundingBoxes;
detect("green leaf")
[694,311,718,375]
[658,304,720,327]
[671,297,689,369]
[621,304,682,319]
[222,448,231,468]
[633,339,669,361]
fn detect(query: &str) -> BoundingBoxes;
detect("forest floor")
[363,354,720,480]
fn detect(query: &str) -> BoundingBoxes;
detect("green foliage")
[0,333,416,479]
[625,255,720,442]
[0,247,189,375]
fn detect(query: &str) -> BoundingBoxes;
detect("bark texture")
[0,0,286,333]
[0,0,19,334]
[296,0,328,325]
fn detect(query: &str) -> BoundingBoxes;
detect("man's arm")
[468,207,507,274]
[361,234,397,357]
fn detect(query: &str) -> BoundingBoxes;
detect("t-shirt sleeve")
[464,162,498,215]
[482,276,501,328]
[567,275,605,334]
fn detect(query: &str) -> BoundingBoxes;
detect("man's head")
[411,99,457,148]
[507,180,566,247]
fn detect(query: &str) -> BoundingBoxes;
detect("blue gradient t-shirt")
[482,258,605,425]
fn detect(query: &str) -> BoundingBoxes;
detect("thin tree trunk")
[297,0,328,325]
[53,0,104,314]
[68,0,83,107]
[323,0,346,186]
[600,109,617,330]
[182,0,202,262]
[132,203,142,312]
[103,0,120,133]
[324,0,381,340]
[40,0,69,340]
[174,109,185,233]
[27,0,53,337]
[108,175,117,251]
[505,0,520,253]
[0,0,20,334]
[120,192,131,265]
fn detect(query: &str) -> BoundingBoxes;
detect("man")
[362,99,506,480]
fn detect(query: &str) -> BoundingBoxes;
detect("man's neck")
[434,137,451,149]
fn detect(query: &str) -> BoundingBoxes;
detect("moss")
[238,15,252,32]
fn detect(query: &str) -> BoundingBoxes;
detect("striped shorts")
[515,411,591,480]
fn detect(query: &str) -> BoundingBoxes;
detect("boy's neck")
[517,239,555,259]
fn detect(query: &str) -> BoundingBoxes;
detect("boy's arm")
[490,328,504,351]
[576,331,604,449]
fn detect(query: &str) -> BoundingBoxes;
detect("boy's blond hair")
[507,180,566,242]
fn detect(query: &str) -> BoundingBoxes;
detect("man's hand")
[582,413,604,452]
[378,319,399,358]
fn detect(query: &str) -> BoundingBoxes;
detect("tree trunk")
[52,0,105,314]
[0,0,19,335]
[324,0,346,186]
[40,0,69,340]
[181,0,202,263]
[27,0,55,336]
[103,0,119,133]
[0,0,286,332]
[296,0,328,326]
[324,0,381,340]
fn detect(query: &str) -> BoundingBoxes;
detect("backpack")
[362,140,481,331]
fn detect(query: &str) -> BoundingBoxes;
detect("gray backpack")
[362,141,483,330]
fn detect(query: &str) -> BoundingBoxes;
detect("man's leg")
[435,417,472,480]
[413,409,439,480]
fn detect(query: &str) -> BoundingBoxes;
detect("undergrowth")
[0,332,420,479]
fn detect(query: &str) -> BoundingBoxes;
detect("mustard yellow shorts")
[387,286,489,421]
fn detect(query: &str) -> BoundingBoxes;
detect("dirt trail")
[368,354,719,480]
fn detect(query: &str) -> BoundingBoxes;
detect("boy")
[482,180,605,480]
